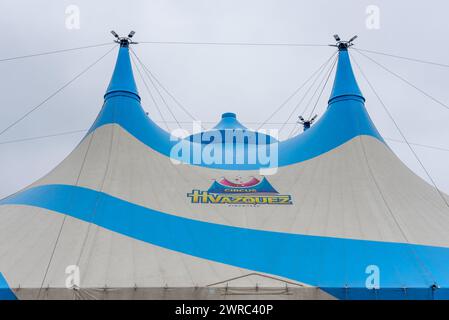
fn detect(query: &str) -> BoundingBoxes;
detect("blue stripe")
[1,184,449,300]
[0,273,16,300]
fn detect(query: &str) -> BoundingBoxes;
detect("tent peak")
[110,30,138,47]
[329,34,358,51]
[328,35,364,104]
[104,31,140,101]
[213,112,247,130]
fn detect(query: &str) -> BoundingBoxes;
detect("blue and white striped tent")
[1,39,449,300]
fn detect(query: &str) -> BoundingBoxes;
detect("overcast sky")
[0,0,448,198]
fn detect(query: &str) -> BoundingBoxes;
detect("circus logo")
[187,176,292,205]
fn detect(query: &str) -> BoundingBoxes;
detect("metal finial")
[298,114,318,131]
[110,30,138,47]
[329,34,358,50]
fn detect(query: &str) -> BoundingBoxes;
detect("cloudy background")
[0,0,448,198]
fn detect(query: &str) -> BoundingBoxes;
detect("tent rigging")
[1,33,449,300]
[0,42,114,63]
[0,40,448,203]
[0,34,448,161]
[351,52,449,210]
[2,39,449,68]
[353,48,449,111]
[256,50,338,130]
[355,48,449,68]
[130,53,181,129]
[298,115,318,132]
[138,41,329,47]
[278,53,337,135]
[0,45,116,138]
[130,54,171,130]
[303,54,338,120]
[2,127,448,153]
[130,48,202,125]
[0,34,447,155]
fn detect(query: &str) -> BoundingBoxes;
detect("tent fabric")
[0,273,16,300]
[88,47,383,169]
[1,44,449,300]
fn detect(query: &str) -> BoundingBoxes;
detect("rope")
[279,54,335,135]
[284,53,337,138]
[75,115,117,287]
[206,272,305,287]
[384,137,449,152]
[34,46,116,298]
[130,54,170,130]
[3,128,449,153]
[285,54,337,138]
[0,45,116,138]
[357,133,436,286]
[0,129,86,145]
[36,130,97,299]
[307,54,338,119]
[139,41,328,47]
[356,48,449,68]
[257,50,338,130]
[288,125,302,138]
[350,52,449,210]
[0,42,114,62]
[353,48,449,111]
[349,66,436,285]
[130,48,201,126]
[131,52,182,129]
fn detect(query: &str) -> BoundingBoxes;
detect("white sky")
[0,0,448,198]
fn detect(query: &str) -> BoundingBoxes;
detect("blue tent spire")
[104,41,139,101]
[328,47,364,104]
[213,112,247,130]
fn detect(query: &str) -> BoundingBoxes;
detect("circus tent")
[1,35,449,300]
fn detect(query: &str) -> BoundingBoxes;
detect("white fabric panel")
[29,124,449,247]
[0,206,306,290]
